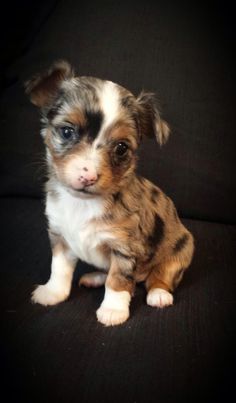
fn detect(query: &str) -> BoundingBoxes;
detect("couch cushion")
[1,198,235,402]
[0,1,235,223]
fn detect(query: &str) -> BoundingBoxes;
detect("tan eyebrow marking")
[108,123,138,149]
[66,107,86,127]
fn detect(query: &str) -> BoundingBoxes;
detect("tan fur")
[105,121,138,148]
[66,108,87,127]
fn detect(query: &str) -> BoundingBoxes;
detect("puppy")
[26,61,194,326]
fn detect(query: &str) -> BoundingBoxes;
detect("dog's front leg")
[96,251,135,326]
[31,237,77,306]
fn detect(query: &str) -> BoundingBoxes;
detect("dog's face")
[26,61,169,196]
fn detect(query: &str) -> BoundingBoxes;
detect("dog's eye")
[115,142,128,156]
[60,126,75,140]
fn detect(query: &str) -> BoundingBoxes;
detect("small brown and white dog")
[26,61,194,326]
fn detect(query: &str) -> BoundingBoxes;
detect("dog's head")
[25,61,169,197]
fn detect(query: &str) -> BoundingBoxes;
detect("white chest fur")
[46,186,111,270]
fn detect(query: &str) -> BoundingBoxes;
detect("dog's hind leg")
[145,231,194,308]
[145,260,181,308]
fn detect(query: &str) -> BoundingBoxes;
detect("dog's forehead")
[98,80,122,128]
[60,77,132,123]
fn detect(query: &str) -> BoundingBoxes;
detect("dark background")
[1,1,236,402]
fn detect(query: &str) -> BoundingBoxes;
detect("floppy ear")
[136,91,170,145]
[25,60,74,108]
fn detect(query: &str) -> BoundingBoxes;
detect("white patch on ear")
[31,249,76,306]
[96,286,131,326]
[155,120,170,145]
[99,81,120,130]
[147,288,173,308]
[79,272,107,288]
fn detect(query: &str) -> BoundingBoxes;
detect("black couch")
[1,1,236,402]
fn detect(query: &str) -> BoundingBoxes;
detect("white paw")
[79,272,107,288]
[96,306,129,326]
[147,288,173,308]
[31,283,69,306]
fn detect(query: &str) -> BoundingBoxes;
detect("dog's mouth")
[77,188,91,194]
[77,188,97,195]
[68,185,100,198]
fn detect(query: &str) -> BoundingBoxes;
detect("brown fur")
[25,60,73,107]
